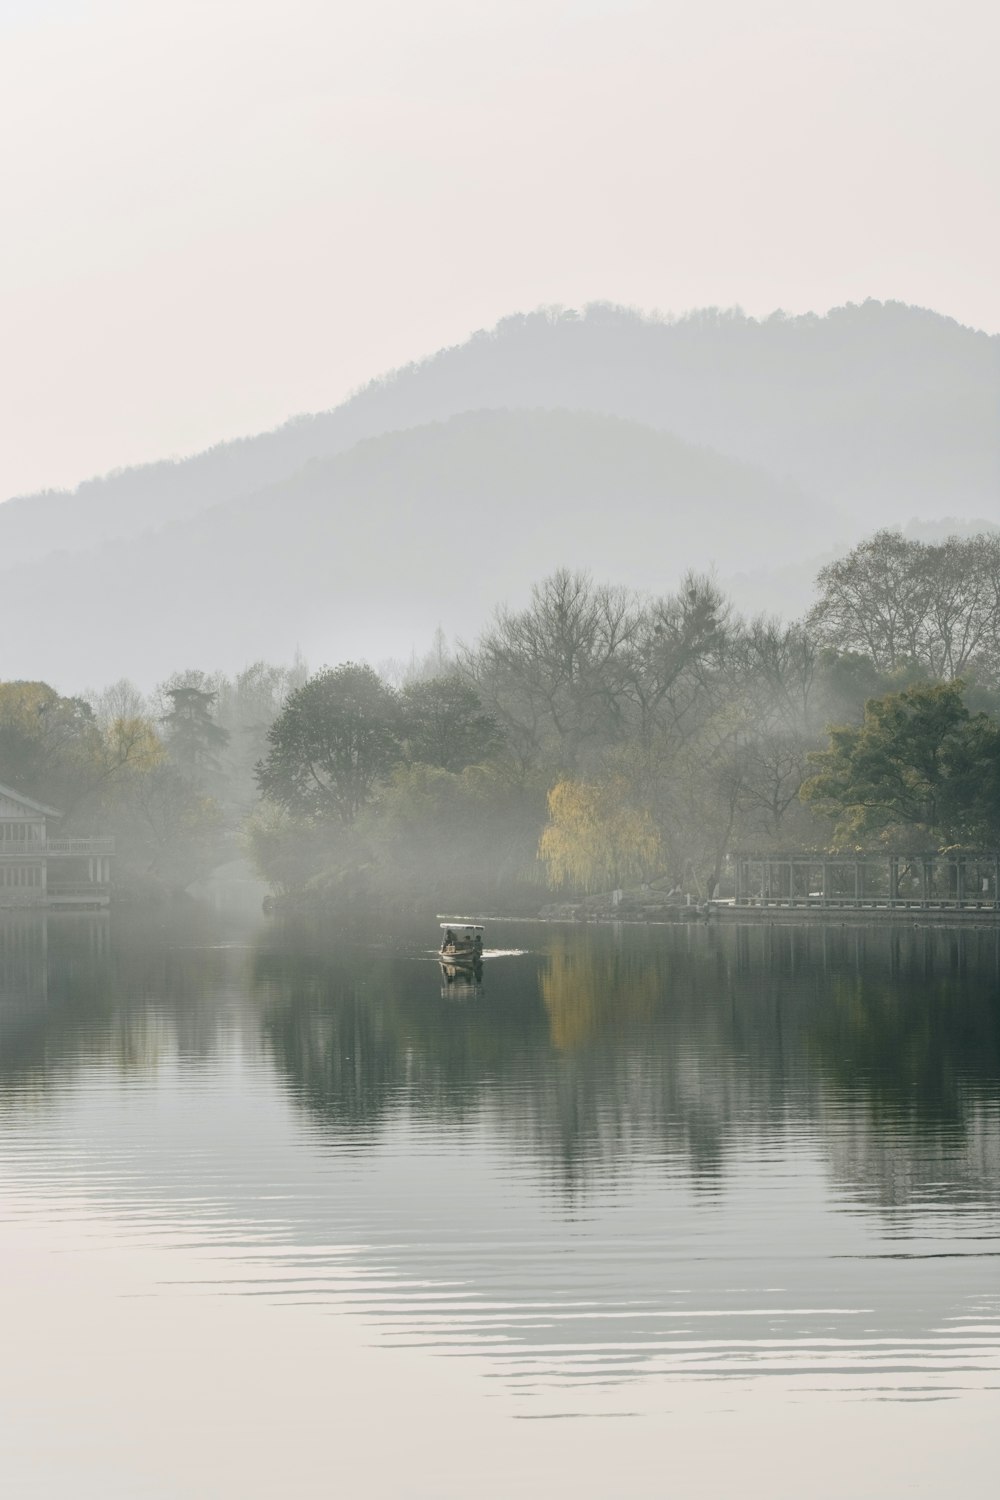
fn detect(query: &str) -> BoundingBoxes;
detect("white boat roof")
[439,922,484,931]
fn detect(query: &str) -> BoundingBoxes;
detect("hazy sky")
[2,0,998,501]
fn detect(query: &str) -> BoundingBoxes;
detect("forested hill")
[2,300,998,570]
[0,410,818,688]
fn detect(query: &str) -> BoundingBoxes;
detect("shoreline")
[524,903,1000,929]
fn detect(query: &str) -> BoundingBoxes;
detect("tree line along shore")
[2,528,999,915]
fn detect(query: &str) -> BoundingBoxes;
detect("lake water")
[1,909,998,1498]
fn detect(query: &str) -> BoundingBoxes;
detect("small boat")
[438,921,484,965]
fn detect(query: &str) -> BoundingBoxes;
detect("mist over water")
[5,6,1000,1494]
[1,909,997,1492]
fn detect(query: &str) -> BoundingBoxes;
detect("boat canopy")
[439,922,484,933]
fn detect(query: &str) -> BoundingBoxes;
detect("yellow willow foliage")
[538,777,661,892]
[104,716,165,777]
[0,680,59,735]
[540,937,659,1050]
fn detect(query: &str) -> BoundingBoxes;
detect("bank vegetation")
[2,528,998,911]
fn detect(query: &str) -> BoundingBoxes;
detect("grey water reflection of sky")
[1,916,998,1413]
[6,1082,997,1396]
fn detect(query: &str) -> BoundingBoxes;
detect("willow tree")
[538,777,661,892]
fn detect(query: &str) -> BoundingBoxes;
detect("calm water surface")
[1,910,998,1497]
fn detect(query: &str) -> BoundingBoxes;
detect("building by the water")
[0,782,113,909]
[729,849,999,918]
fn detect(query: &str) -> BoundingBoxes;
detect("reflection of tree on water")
[253,919,1000,1212]
[805,928,1000,1210]
[0,913,125,1095]
[253,929,549,1135]
[0,908,240,1097]
[3,909,997,1216]
[540,936,659,1049]
[254,943,408,1135]
[4,908,997,1393]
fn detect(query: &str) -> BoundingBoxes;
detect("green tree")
[400,674,501,771]
[801,681,1000,847]
[256,663,401,824]
[214,657,309,812]
[160,685,230,787]
[0,681,93,788]
[0,679,142,821]
[244,799,371,906]
[365,759,545,905]
[118,762,225,891]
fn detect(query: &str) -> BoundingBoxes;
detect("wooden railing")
[47,881,111,895]
[731,852,1000,909]
[45,838,115,856]
[0,837,115,857]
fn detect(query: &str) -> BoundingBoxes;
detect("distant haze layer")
[3,2,999,501]
[1,301,997,690]
[0,410,815,687]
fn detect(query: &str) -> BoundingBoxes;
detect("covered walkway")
[732,852,1000,912]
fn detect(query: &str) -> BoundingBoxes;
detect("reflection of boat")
[438,922,484,965]
[439,956,484,996]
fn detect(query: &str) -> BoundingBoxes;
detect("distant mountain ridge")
[2,299,997,572]
[2,298,997,691]
[0,409,826,688]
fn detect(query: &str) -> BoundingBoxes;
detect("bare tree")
[808,529,1000,684]
[464,571,644,771]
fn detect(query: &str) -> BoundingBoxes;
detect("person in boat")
[443,928,456,952]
